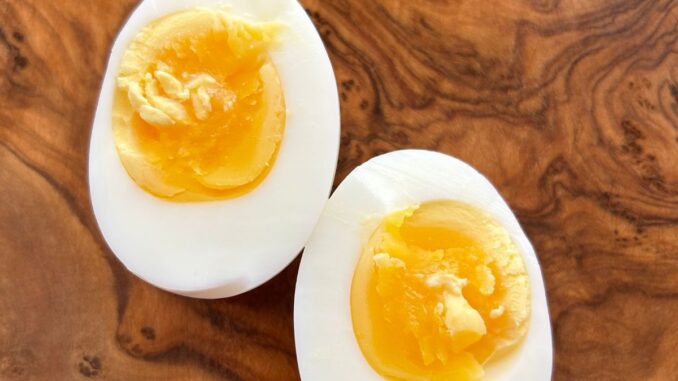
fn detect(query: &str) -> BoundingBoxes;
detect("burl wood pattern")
[0,0,676,380]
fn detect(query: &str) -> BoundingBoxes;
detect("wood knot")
[669,84,678,104]
[0,28,29,71]
[78,355,102,378]
[140,326,156,340]
[620,119,644,155]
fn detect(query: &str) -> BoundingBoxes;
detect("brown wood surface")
[1,0,677,380]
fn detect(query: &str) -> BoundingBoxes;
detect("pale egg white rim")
[294,150,553,380]
[88,0,340,298]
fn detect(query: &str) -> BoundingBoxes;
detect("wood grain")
[1,0,677,380]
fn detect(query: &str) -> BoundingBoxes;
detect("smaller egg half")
[89,0,339,298]
[294,150,552,380]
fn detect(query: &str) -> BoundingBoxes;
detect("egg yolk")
[112,9,285,201]
[351,201,530,381]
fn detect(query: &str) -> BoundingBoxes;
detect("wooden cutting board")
[1,0,677,380]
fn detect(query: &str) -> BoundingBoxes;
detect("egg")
[89,0,339,298]
[294,150,552,380]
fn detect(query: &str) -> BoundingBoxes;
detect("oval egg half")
[294,150,552,380]
[89,0,339,298]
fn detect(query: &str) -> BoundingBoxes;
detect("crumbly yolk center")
[113,10,285,201]
[351,201,530,381]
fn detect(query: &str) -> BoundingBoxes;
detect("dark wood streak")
[1,0,677,380]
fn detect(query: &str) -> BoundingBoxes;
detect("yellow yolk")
[112,8,285,201]
[351,201,530,381]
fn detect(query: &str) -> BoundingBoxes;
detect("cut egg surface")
[295,150,552,380]
[89,0,339,298]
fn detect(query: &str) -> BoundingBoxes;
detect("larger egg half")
[295,150,552,380]
[89,0,339,298]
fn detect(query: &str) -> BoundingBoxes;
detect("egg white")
[294,150,552,380]
[88,0,340,298]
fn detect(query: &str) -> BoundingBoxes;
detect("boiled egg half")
[295,150,552,380]
[89,0,339,298]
